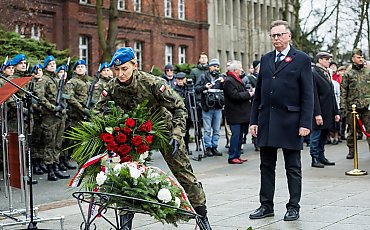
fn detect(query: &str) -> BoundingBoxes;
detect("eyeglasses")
[165,69,173,72]
[269,32,288,39]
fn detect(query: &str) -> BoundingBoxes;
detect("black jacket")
[312,65,340,130]
[224,72,253,125]
[195,71,224,112]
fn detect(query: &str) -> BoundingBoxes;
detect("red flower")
[100,133,114,143]
[106,142,118,152]
[118,144,131,155]
[125,118,135,127]
[121,155,133,163]
[123,127,131,135]
[140,120,152,132]
[145,135,153,144]
[114,127,120,131]
[284,56,293,63]
[116,133,127,144]
[137,144,149,154]
[131,135,143,146]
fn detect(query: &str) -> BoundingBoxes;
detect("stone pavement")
[1,129,370,230]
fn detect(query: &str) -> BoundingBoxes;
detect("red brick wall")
[1,0,209,74]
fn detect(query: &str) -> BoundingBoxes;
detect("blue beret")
[3,60,14,68]
[12,54,27,65]
[56,65,66,73]
[99,62,110,72]
[31,63,43,74]
[109,47,135,67]
[73,59,86,70]
[43,55,55,68]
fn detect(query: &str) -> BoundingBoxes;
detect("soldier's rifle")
[85,65,101,110]
[55,57,70,117]
[0,56,8,72]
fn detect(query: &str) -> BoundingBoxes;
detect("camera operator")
[195,58,224,157]
[173,72,192,155]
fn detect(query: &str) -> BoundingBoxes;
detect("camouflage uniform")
[95,70,206,209]
[340,64,370,153]
[35,70,64,165]
[65,74,89,126]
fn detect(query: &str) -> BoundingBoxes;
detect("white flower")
[96,171,107,186]
[157,188,172,203]
[112,156,121,163]
[147,172,160,179]
[139,151,149,162]
[113,163,123,173]
[128,164,142,179]
[174,197,181,208]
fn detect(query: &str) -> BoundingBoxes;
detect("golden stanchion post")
[345,104,367,176]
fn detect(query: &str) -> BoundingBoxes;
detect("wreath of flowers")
[65,101,194,225]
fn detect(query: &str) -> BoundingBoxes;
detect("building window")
[134,41,143,70]
[115,39,128,49]
[118,0,125,10]
[133,0,141,12]
[178,46,186,64]
[178,0,185,20]
[79,36,89,71]
[164,0,171,17]
[79,0,88,4]
[15,24,25,37]
[31,25,40,41]
[165,45,173,65]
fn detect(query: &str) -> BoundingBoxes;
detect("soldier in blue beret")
[12,53,28,77]
[96,47,212,229]
[73,59,86,71]
[1,60,15,78]
[56,65,67,79]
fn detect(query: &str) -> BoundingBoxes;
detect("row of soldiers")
[0,54,113,182]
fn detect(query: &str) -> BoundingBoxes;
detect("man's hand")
[315,115,323,126]
[169,138,180,158]
[205,82,212,89]
[299,127,310,137]
[250,125,258,137]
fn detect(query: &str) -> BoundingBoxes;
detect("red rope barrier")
[356,115,370,137]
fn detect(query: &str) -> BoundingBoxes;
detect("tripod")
[185,85,206,161]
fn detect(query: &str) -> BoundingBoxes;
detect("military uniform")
[65,74,89,125]
[340,59,370,157]
[95,70,206,208]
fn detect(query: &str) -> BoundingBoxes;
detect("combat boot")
[47,164,58,181]
[39,161,49,173]
[58,160,68,171]
[346,149,354,159]
[33,159,44,175]
[195,206,212,230]
[60,156,77,170]
[52,163,70,179]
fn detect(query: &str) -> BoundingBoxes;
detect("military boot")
[52,163,70,179]
[33,159,44,175]
[195,206,212,230]
[346,149,354,159]
[39,161,49,173]
[47,164,58,181]
[58,159,68,171]
[60,156,77,170]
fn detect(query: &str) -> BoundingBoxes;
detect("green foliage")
[0,27,77,68]
[150,66,163,76]
[174,63,196,75]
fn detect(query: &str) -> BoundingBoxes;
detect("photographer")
[195,58,224,157]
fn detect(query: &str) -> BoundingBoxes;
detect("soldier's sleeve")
[37,80,56,111]
[154,80,187,139]
[340,72,349,110]
[94,82,112,112]
[66,80,84,113]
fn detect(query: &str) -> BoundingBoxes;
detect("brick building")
[0,0,209,73]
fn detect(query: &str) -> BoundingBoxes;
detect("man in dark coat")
[224,60,253,164]
[310,52,340,168]
[249,20,314,222]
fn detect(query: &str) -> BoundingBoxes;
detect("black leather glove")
[169,138,180,158]
[54,105,63,112]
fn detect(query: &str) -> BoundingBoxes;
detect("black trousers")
[259,147,302,211]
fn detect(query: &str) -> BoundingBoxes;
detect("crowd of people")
[1,18,370,227]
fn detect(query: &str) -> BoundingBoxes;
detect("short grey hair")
[228,60,242,72]
[270,20,291,32]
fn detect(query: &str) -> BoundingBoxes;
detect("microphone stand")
[0,73,40,229]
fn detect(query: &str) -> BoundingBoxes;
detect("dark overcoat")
[312,65,340,130]
[223,73,252,125]
[250,47,314,150]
